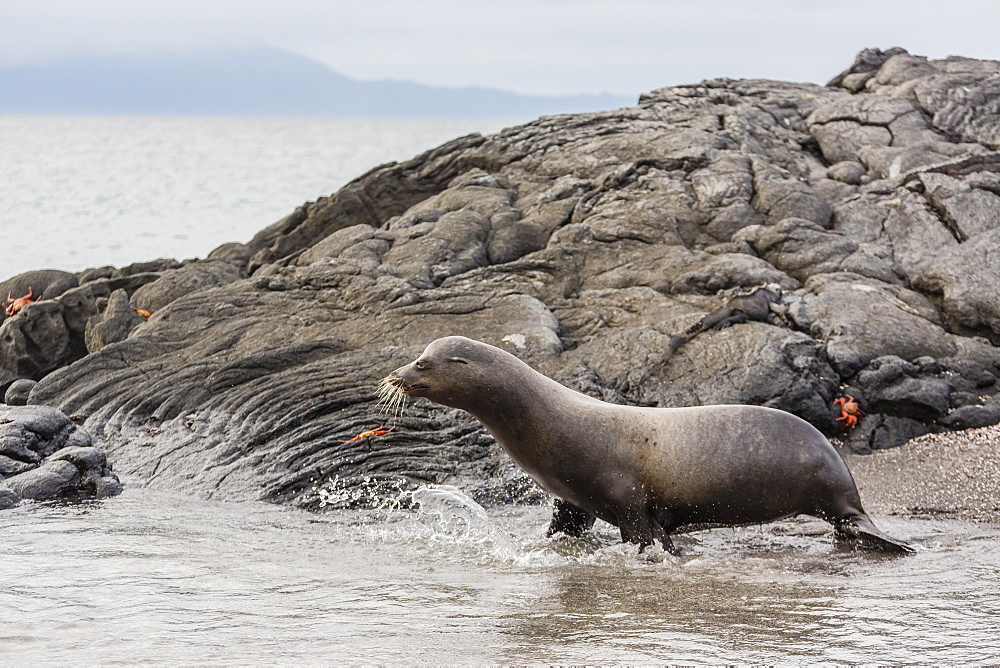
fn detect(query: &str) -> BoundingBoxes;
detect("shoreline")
[847,424,1000,526]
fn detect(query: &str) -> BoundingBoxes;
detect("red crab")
[834,395,862,430]
[339,425,396,444]
[4,287,40,316]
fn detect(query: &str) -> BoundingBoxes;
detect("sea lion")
[381,336,914,554]
[668,284,783,356]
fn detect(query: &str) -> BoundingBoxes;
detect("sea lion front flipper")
[835,515,916,553]
[546,499,597,538]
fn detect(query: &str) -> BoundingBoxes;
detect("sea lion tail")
[837,515,916,553]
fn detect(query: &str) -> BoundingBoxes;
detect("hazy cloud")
[2,0,998,95]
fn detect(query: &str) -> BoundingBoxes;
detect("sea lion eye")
[415,360,427,370]
[448,357,469,365]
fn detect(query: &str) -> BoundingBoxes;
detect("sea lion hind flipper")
[617,507,679,555]
[546,499,597,538]
[835,515,916,553]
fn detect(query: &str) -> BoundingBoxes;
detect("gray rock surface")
[11,48,1000,509]
[0,270,79,321]
[131,259,244,313]
[0,256,195,391]
[4,378,36,405]
[84,289,148,353]
[4,459,82,501]
[0,484,18,509]
[0,405,121,508]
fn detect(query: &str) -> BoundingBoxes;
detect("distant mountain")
[0,46,634,117]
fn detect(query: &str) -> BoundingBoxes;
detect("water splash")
[311,475,412,511]
[407,485,683,567]
[410,485,520,555]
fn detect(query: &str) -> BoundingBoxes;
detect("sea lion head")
[381,336,508,411]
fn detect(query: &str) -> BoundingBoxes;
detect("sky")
[2,0,999,97]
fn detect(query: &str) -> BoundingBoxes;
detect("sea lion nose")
[387,366,413,384]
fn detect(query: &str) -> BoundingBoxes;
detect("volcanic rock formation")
[3,48,999,508]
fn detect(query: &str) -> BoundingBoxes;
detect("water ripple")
[0,485,998,663]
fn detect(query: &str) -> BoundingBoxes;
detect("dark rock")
[914,356,942,374]
[0,269,79,322]
[0,454,35,476]
[0,405,72,452]
[872,376,952,420]
[296,224,387,269]
[57,282,109,360]
[0,484,18,509]
[78,265,115,284]
[874,53,938,86]
[49,446,122,497]
[916,228,1000,341]
[949,391,983,408]
[855,355,918,387]
[131,260,244,313]
[49,445,107,470]
[208,242,254,267]
[4,378,36,405]
[0,300,72,380]
[0,371,17,398]
[911,57,1000,148]
[107,271,167,295]
[853,355,953,420]
[940,402,1000,430]
[84,289,147,353]
[787,274,954,376]
[736,219,898,283]
[3,460,81,501]
[247,134,489,271]
[919,172,1000,240]
[838,413,931,453]
[752,179,832,227]
[113,258,182,278]
[827,47,909,89]
[0,422,41,463]
[827,161,867,185]
[0,406,121,506]
[0,277,115,381]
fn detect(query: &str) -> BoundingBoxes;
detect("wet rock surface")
[5,48,999,508]
[0,405,122,509]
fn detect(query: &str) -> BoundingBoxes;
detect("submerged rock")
[13,48,1000,507]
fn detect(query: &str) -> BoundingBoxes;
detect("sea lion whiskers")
[377,374,408,420]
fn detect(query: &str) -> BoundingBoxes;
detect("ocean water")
[2,116,1000,663]
[1,483,998,664]
[0,116,516,280]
